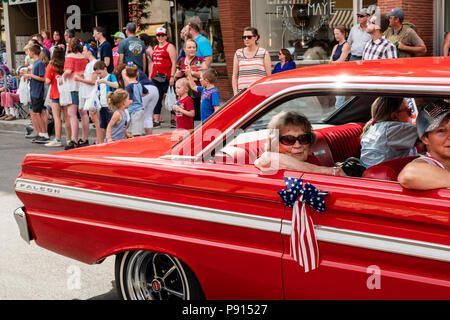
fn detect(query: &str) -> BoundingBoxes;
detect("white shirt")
[79,59,97,99]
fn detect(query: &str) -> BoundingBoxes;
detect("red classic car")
[14,57,450,300]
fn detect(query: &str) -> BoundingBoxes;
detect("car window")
[246,95,354,132]
[210,93,433,183]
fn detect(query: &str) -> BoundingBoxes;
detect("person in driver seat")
[398,100,450,190]
[360,97,419,167]
[254,110,346,176]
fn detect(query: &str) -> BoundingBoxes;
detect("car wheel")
[115,250,204,300]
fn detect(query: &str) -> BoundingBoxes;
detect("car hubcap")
[124,251,189,300]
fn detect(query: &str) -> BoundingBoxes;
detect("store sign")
[267,0,336,39]
[128,2,141,28]
[66,5,81,29]
[8,0,37,5]
[269,0,336,19]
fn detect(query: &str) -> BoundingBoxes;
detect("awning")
[328,9,354,30]
[137,23,166,36]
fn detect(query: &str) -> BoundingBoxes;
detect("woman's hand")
[254,152,303,172]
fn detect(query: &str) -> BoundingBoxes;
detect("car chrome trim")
[197,82,450,160]
[15,178,282,234]
[15,178,450,262]
[13,207,32,244]
[281,222,450,263]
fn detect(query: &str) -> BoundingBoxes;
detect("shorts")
[30,96,45,113]
[51,98,60,104]
[129,109,144,136]
[99,107,113,129]
[70,91,79,105]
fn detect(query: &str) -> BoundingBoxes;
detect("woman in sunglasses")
[254,110,346,176]
[360,97,418,168]
[232,27,272,95]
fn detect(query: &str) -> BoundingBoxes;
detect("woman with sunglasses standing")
[254,110,346,176]
[360,97,418,168]
[232,27,272,96]
[150,27,177,127]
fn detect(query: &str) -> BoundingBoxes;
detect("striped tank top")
[236,47,267,90]
[110,110,128,141]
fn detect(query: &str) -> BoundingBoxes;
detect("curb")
[0,118,179,140]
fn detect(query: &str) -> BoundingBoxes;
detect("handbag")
[57,78,72,106]
[339,157,367,177]
[17,77,31,105]
[44,84,51,107]
[153,73,167,83]
[84,87,100,113]
[164,86,176,111]
[153,62,167,83]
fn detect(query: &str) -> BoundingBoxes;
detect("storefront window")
[252,0,361,61]
[175,1,224,63]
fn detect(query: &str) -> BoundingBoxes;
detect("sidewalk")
[0,107,179,141]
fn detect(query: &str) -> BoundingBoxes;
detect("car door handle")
[319,191,330,196]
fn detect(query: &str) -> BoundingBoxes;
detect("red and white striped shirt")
[236,47,267,91]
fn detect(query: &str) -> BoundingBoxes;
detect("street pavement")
[0,110,179,300]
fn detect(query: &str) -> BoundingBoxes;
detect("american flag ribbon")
[278,177,326,272]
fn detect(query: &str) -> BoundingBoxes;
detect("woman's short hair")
[280,48,293,62]
[184,38,197,49]
[267,110,316,151]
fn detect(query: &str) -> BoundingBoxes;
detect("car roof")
[256,57,450,87]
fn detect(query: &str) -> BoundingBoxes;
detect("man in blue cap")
[384,7,427,58]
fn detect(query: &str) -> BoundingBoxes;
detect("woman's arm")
[168,44,178,86]
[329,45,337,63]
[398,160,450,190]
[264,50,272,76]
[335,42,351,63]
[254,152,346,176]
[443,33,450,57]
[232,52,239,95]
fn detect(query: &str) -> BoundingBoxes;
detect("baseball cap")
[156,27,167,36]
[416,100,450,138]
[386,7,405,21]
[358,8,370,16]
[123,22,137,33]
[111,31,125,39]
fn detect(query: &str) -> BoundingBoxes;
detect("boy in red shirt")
[172,78,194,130]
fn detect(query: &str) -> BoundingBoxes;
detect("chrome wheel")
[116,251,202,300]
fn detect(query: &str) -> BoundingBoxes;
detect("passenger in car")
[360,97,418,167]
[398,100,450,190]
[254,110,346,176]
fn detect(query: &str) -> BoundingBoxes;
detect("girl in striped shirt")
[232,27,272,95]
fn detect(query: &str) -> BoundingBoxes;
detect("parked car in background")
[14,57,450,300]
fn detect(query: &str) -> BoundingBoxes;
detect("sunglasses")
[242,35,254,40]
[279,133,312,146]
[357,15,368,18]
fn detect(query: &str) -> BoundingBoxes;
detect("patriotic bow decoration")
[278,177,326,272]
